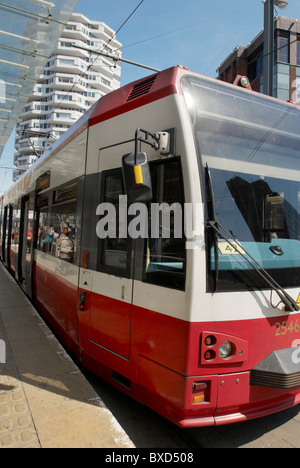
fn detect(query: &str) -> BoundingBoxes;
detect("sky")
[1,0,300,193]
[74,0,300,84]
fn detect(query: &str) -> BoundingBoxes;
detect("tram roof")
[89,67,182,128]
[5,65,300,202]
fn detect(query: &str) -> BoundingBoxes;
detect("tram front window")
[182,75,300,291]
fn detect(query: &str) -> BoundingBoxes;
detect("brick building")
[217,16,300,103]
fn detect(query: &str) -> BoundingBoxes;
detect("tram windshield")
[182,75,300,291]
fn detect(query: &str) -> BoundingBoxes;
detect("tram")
[1,66,300,427]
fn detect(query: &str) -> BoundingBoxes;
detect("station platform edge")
[0,262,134,448]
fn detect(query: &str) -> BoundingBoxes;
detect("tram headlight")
[218,341,232,359]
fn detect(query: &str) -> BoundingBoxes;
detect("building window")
[60,42,73,47]
[248,55,263,82]
[59,59,75,66]
[101,77,110,86]
[275,30,289,64]
[274,63,290,101]
[277,88,290,101]
[297,36,300,66]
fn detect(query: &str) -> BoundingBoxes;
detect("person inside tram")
[41,226,54,253]
[58,223,74,263]
[26,227,32,252]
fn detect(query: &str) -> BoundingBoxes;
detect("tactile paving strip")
[0,308,40,448]
[0,375,40,448]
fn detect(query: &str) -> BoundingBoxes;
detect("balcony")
[46,110,82,125]
[18,118,47,131]
[20,103,49,121]
[62,24,89,42]
[16,136,46,154]
[15,144,32,155]
[16,155,36,167]
[47,57,80,74]
[51,75,76,91]
[53,39,89,58]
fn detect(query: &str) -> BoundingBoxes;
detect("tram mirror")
[122,152,153,203]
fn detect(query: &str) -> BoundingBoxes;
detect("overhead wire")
[45,0,262,124]
[0,165,15,191]
[23,0,296,150]
[203,5,262,75]
[119,1,262,53]
[39,0,264,124]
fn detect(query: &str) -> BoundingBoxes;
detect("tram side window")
[0,201,3,247]
[2,206,7,260]
[49,203,77,263]
[11,204,20,249]
[25,207,34,255]
[37,195,50,252]
[143,160,186,291]
[97,170,129,273]
[37,184,78,264]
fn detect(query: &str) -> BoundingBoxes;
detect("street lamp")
[274,0,288,8]
[263,0,288,96]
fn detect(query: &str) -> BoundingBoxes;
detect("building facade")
[13,12,122,181]
[217,16,300,104]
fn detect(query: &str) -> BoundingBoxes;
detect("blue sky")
[74,0,300,84]
[1,0,300,193]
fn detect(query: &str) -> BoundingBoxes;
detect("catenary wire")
[119,1,262,53]
[45,0,261,122]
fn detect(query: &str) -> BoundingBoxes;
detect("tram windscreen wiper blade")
[206,219,299,313]
[205,165,219,290]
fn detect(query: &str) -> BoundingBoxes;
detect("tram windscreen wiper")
[206,219,299,312]
[205,165,219,290]
[204,164,298,312]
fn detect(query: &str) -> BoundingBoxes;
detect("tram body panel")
[34,251,79,350]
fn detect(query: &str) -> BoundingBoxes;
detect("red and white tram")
[1,66,300,427]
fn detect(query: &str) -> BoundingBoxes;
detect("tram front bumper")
[179,347,300,427]
[250,346,300,389]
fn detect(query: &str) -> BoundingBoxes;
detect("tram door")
[18,194,35,298]
[6,205,13,272]
[1,205,7,263]
[82,143,136,360]
[79,141,186,364]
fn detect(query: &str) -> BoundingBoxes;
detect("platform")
[0,263,134,448]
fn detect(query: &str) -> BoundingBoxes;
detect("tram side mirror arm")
[122,152,153,203]
[122,128,174,203]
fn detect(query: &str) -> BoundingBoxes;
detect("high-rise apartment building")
[13,12,122,181]
[217,16,300,104]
